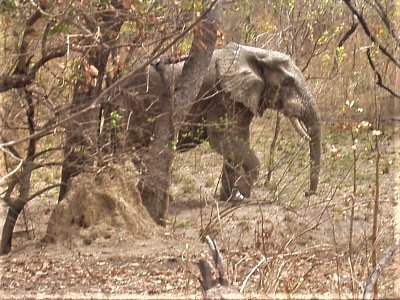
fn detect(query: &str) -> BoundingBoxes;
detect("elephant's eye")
[282,77,294,86]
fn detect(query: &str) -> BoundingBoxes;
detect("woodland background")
[0,0,399,298]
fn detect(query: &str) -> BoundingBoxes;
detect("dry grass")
[170,104,398,297]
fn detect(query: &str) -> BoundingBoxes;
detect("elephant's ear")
[216,42,266,116]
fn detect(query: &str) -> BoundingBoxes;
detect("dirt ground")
[0,117,399,299]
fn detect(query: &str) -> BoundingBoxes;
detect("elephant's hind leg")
[208,113,260,200]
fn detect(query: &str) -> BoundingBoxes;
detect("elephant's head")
[215,42,321,195]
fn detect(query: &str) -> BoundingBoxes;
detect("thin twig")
[366,48,400,99]
[240,255,266,293]
[363,237,400,300]
[342,0,400,68]
[0,161,23,185]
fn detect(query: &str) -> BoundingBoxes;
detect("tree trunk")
[0,8,40,254]
[139,1,220,225]
[138,93,174,225]
[0,165,34,254]
[1,91,36,255]
[58,15,122,201]
[58,73,102,201]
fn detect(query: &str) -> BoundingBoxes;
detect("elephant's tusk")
[299,119,309,136]
[289,117,311,141]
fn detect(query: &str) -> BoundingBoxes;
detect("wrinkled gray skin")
[125,42,321,201]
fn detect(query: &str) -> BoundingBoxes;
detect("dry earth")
[1,117,399,299]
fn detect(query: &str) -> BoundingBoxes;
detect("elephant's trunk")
[300,94,321,196]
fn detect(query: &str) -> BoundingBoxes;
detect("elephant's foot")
[219,192,245,203]
[236,176,252,198]
[219,180,251,202]
[219,188,234,202]
[219,186,247,203]
[218,165,254,202]
[304,189,317,197]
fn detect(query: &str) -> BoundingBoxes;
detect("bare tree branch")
[363,237,400,300]
[366,0,400,45]
[366,48,400,99]
[0,0,220,149]
[0,161,23,186]
[338,21,359,48]
[173,0,220,125]
[0,74,34,93]
[342,0,400,68]
[0,46,67,93]
[139,0,221,224]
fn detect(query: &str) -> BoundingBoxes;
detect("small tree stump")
[198,236,245,300]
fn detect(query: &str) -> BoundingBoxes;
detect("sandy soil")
[1,120,399,299]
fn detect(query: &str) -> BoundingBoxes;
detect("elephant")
[122,42,321,202]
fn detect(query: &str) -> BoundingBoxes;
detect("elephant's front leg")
[219,158,258,201]
[207,102,260,201]
[224,141,260,200]
[219,161,237,201]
